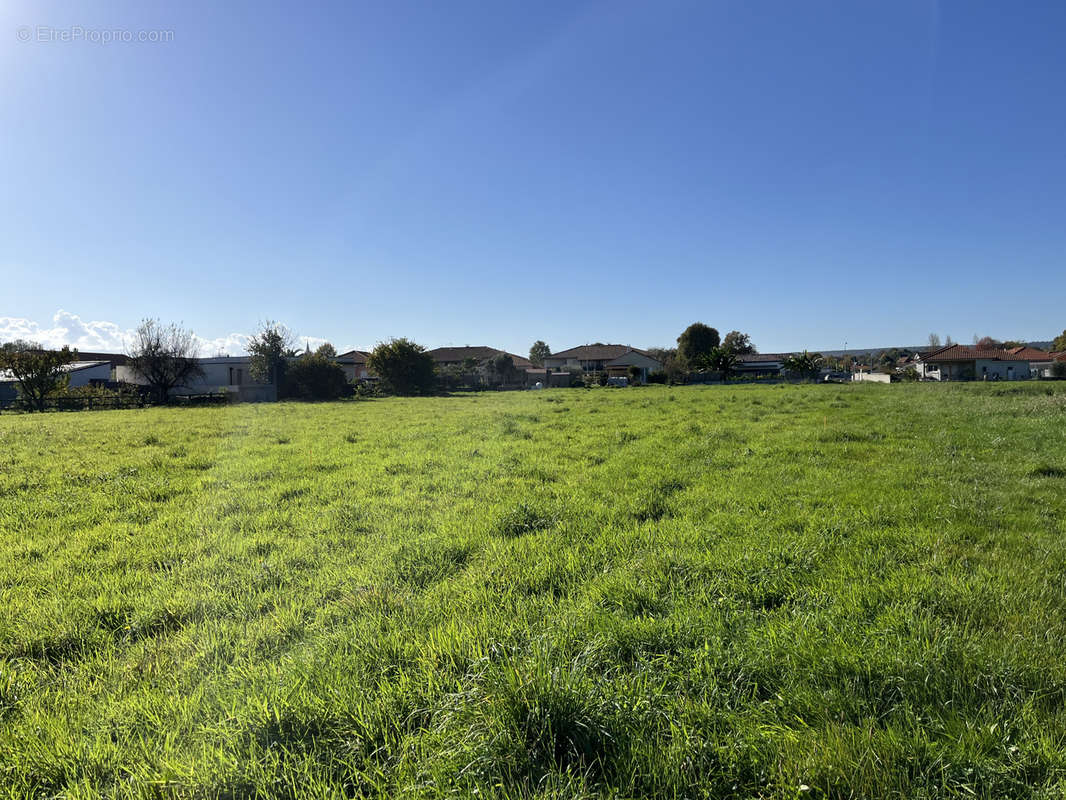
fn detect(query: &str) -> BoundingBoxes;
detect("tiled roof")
[736,353,788,363]
[1005,346,1053,360]
[336,350,371,364]
[549,344,651,360]
[921,345,1033,362]
[427,347,532,368]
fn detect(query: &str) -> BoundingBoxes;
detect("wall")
[852,372,891,383]
[975,359,1030,380]
[67,363,112,387]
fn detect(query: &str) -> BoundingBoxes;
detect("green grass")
[2,383,1066,798]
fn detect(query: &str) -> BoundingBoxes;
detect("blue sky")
[3,0,1064,355]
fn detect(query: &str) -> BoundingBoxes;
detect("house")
[543,344,662,383]
[1006,346,1056,378]
[427,346,532,370]
[116,356,276,401]
[335,350,374,382]
[733,353,788,377]
[913,344,1033,381]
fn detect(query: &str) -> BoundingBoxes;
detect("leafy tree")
[315,342,337,358]
[127,319,204,404]
[484,353,518,388]
[646,347,684,384]
[528,341,551,367]
[1001,340,1024,349]
[0,341,76,411]
[367,338,436,395]
[627,365,642,384]
[284,353,349,400]
[975,336,1002,348]
[1051,330,1066,352]
[783,351,823,380]
[1052,360,1066,379]
[247,321,295,391]
[721,331,756,355]
[677,323,720,368]
[707,346,740,380]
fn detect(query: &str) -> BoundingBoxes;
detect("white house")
[913,345,1032,381]
[116,356,276,401]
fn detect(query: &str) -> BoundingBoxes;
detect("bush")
[646,370,667,384]
[283,355,351,400]
[1051,361,1066,380]
[367,339,436,396]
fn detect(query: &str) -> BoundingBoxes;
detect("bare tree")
[127,319,203,403]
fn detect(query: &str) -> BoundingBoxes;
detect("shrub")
[367,338,436,396]
[283,354,351,400]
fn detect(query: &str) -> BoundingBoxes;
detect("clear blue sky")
[3,0,1064,355]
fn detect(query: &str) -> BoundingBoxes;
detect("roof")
[1005,346,1053,361]
[427,346,532,368]
[1052,351,1066,362]
[736,353,788,363]
[920,344,1033,362]
[0,360,110,382]
[336,350,371,364]
[64,351,129,366]
[549,344,653,361]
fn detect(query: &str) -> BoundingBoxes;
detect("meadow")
[1,382,1065,799]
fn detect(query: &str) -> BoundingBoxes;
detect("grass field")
[2,383,1065,798]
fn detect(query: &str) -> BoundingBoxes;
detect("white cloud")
[0,310,334,357]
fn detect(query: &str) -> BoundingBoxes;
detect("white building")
[116,356,276,401]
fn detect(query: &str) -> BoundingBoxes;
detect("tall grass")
[1,383,1065,797]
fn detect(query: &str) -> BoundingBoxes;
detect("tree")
[677,323,720,368]
[315,342,337,358]
[0,341,76,411]
[528,341,551,368]
[975,336,1002,348]
[126,319,204,404]
[928,333,941,348]
[484,352,518,388]
[284,353,349,400]
[783,351,823,380]
[945,335,955,346]
[706,346,740,380]
[646,347,684,383]
[1051,330,1066,352]
[247,321,295,392]
[722,331,756,355]
[1052,361,1066,379]
[367,338,436,395]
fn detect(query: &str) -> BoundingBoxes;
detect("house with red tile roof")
[914,344,1035,381]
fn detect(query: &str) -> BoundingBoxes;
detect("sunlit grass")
[1,383,1065,798]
